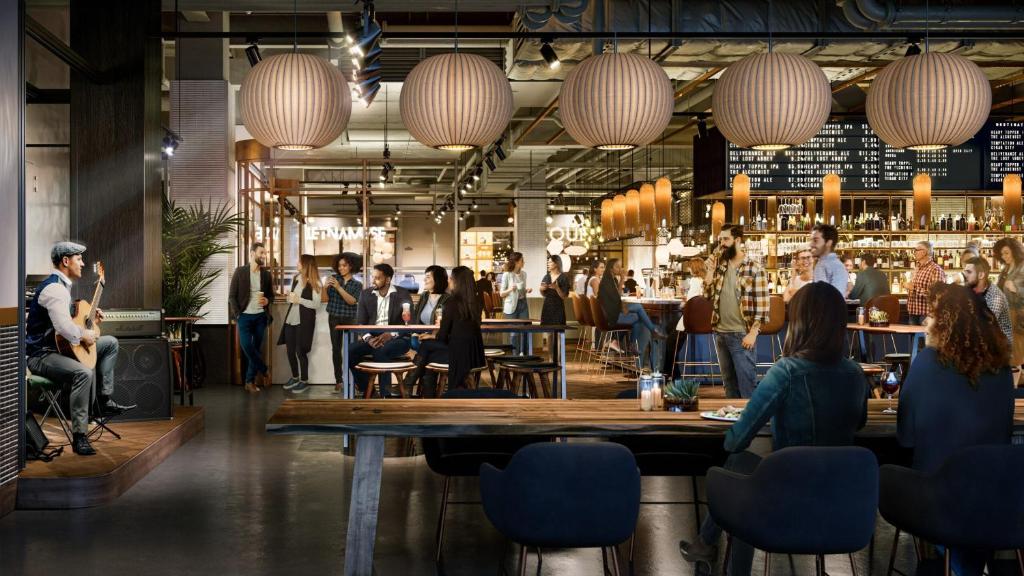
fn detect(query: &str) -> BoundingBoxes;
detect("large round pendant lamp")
[559,53,674,150]
[400,53,514,151]
[867,52,990,150]
[712,52,831,150]
[239,53,351,151]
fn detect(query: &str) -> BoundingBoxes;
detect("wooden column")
[70,0,162,308]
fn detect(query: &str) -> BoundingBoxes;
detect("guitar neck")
[87,281,104,326]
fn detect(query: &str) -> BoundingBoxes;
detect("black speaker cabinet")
[109,338,173,421]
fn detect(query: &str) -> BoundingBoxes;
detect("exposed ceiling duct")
[838,0,1024,30]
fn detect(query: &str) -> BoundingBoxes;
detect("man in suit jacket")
[348,263,414,397]
[848,253,890,305]
[228,242,275,393]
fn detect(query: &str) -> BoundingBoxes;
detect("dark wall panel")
[70,0,162,309]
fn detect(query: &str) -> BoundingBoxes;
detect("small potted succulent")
[868,307,890,328]
[663,379,700,412]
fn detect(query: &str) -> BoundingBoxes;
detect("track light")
[697,118,709,140]
[905,43,922,57]
[245,45,262,67]
[161,134,179,158]
[540,41,560,69]
[494,138,506,161]
[484,154,496,171]
[471,201,479,210]
[545,214,553,224]
[395,206,402,215]
[473,166,483,181]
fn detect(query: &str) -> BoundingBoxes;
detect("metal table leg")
[559,330,567,399]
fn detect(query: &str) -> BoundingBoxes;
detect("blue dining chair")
[480,442,641,576]
[706,446,879,576]
[421,387,548,565]
[879,444,1024,576]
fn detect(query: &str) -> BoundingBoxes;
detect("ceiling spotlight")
[540,41,561,70]
[473,166,483,181]
[161,134,179,158]
[471,201,479,210]
[458,214,464,222]
[484,154,496,171]
[545,214,553,224]
[510,198,517,208]
[507,216,514,224]
[458,189,466,200]
[395,206,402,215]
[245,45,262,67]
[697,117,709,140]
[494,137,507,161]
[905,42,922,57]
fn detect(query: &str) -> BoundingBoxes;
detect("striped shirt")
[704,254,770,330]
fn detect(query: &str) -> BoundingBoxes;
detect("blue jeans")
[698,451,762,576]
[348,337,412,396]
[909,314,926,326]
[237,312,269,384]
[617,303,660,370]
[507,298,530,355]
[714,332,757,399]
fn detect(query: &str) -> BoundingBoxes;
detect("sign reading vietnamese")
[305,225,386,241]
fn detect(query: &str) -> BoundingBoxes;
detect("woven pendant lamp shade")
[713,52,831,150]
[639,183,656,240]
[400,53,514,151]
[866,52,990,150]
[559,53,674,150]
[601,199,615,240]
[239,53,351,151]
[613,194,627,239]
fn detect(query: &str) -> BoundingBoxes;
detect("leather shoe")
[679,538,717,564]
[72,433,96,456]
[99,397,137,416]
[652,329,668,340]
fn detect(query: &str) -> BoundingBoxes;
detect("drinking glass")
[401,302,411,325]
[881,371,900,414]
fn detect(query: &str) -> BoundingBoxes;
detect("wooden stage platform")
[17,406,205,509]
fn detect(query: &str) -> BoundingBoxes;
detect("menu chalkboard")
[725,118,986,191]
[987,121,1024,187]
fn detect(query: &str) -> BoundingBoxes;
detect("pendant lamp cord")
[293,0,298,53]
[924,0,930,53]
[767,0,773,52]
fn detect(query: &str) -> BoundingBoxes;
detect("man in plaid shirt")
[704,224,769,398]
[964,257,1013,346]
[907,241,945,325]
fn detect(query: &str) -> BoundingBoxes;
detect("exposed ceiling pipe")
[841,0,1024,30]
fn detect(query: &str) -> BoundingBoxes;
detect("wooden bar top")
[335,324,567,333]
[266,398,1024,438]
[847,323,927,335]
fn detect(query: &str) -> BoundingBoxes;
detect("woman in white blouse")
[278,254,321,393]
[499,252,532,354]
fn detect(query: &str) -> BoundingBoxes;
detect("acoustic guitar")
[55,262,105,369]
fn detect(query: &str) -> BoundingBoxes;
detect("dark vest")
[26,273,72,357]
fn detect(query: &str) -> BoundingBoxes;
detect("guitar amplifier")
[109,338,173,421]
[101,309,163,338]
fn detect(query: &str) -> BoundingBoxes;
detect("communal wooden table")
[336,322,568,400]
[847,322,927,365]
[267,398,1024,575]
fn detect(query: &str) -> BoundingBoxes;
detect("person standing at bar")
[704,224,769,399]
[540,255,569,325]
[499,252,531,354]
[783,250,813,304]
[994,237,1024,384]
[907,241,945,325]
[809,224,848,297]
[964,257,1013,346]
[348,263,414,397]
[475,269,493,302]
[680,282,868,576]
[278,254,321,393]
[324,253,362,393]
[229,242,275,394]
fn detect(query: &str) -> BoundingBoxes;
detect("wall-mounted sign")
[547,225,592,243]
[305,226,386,241]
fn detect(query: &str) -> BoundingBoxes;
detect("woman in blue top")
[680,282,869,576]
[897,283,1013,576]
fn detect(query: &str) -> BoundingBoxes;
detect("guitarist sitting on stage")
[26,242,134,456]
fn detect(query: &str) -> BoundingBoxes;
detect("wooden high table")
[267,398,1024,575]
[335,321,568,400]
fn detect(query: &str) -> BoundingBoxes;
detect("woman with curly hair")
[897,284,1015,575]
[994,237,1024,382]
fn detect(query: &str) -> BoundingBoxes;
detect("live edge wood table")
[268,397,1024,575]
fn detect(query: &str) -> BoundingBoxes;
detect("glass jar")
[651,372,665,410]
[637,373,654,412]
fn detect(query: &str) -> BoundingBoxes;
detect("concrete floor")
[1,384,919,576]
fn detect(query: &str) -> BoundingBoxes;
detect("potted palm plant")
[663,379,700,412]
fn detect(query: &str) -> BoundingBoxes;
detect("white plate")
[700,411,741,422]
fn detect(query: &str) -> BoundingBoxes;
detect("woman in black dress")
[407,266,486,396]
[540,254,569,325]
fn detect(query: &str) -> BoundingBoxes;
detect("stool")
[425,363,488,397]
[27,373,74,444]
[489,355,541,390]
[501,362,561,398]
[355,361,417,398]
[483,349,507,386]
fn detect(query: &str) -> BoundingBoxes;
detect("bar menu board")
[987,121,1024,186]
[725,118,997,191]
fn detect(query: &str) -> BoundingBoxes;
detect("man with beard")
[964,256,1013,346]
[229,242,275,394]
[809,223,848,297]
[704,224,769,398]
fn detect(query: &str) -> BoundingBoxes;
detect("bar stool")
[489,354,541,390]
[866,295,911,381]
[675,296,720,384]
[27,373,74,445]
[588,295,637,377]
[424,363,489,396]
[355,361,417,398]
[569,293,594,364]
[501,362,561,398]
[755,295,787,372]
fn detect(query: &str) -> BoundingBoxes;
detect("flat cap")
[51,241,87,262]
